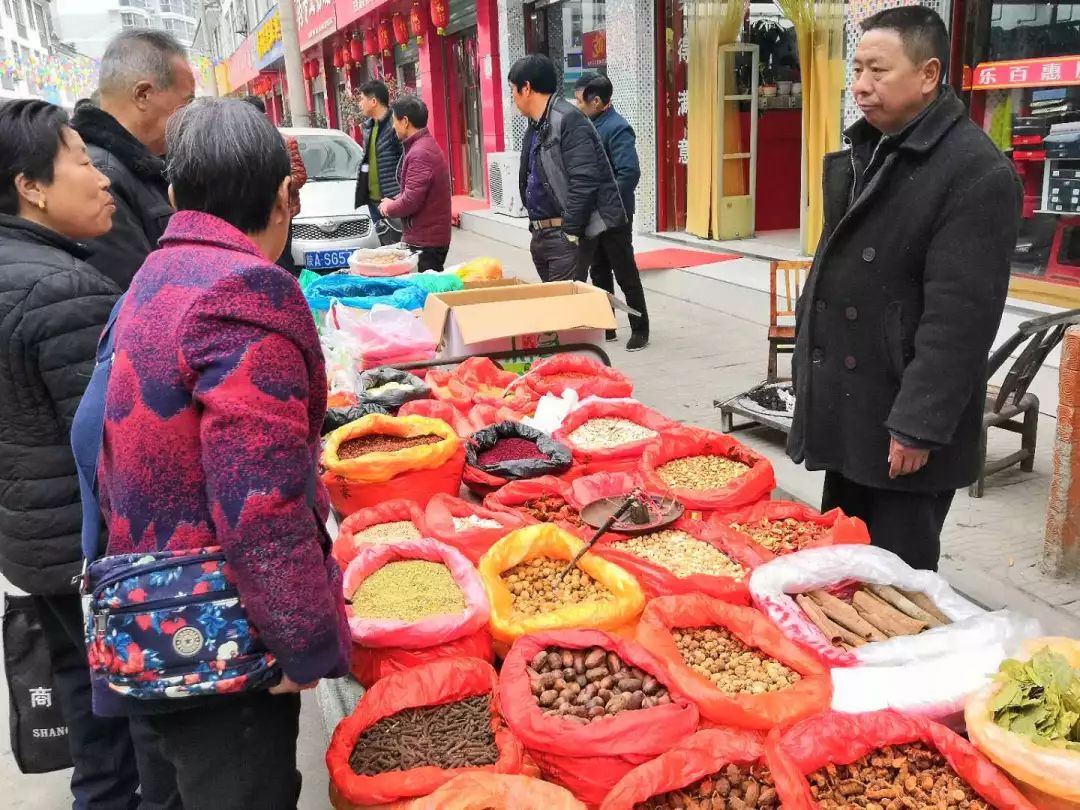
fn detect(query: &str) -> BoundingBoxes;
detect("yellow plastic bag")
[322,414,460,485]
[454,256,503,282]
[477,524,646,651]
[965,637,1080,810]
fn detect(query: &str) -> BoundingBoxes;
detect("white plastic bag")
[346,247,418,277]
[522,390,579,433]
[325,302,436,370]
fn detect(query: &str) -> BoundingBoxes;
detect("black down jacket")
[787,87,1022,492]
[354,110,403,209]
[0,215,121,594]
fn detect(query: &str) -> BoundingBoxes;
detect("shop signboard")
[335,0,394,29]
[226,36,257,93]
[582,30,606,69]
[298,0,339,49]
[973,56,1080,90]
[254,7,284,71]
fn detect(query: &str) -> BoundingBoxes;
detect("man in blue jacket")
[574,73,649,348]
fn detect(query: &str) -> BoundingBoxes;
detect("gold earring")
[37,199,46,212]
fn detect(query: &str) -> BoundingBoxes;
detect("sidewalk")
[454,215,1080,636]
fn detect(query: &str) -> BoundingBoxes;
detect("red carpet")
[451,195,489,226]
[634,247,739,271]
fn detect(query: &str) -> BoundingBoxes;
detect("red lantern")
[430,0,449,35]
[363,28,379,58]
[349,36,364,63]
[340,43,352,66]
[332,47,343,69]
[409,3,425,43]
[392,13,409,47]
[378,19,393,54]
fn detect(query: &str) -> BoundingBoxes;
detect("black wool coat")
[787,87,1022,492]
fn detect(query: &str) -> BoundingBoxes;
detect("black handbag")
[3,594,73,774]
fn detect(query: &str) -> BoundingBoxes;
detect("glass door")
[451,28,485,197]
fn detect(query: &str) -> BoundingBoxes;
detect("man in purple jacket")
[379,96,452,271]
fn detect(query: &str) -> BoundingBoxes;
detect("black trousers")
[369,200,403,246]
[576,222,649,336]
[821,471,956,571]
[129,691,302,810]
[32,594,140,810]
[529,228,579,282]
[404,243,449,272]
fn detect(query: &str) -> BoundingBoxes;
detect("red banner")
[582,30,607,69]
[972,56,1080,90]
[298,0,339,50]
[226,36,257,92]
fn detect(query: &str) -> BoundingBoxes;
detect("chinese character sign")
[255,11,282,62]
[29,687,51,709]
[973,56,1080,89]
[582,30,607,69]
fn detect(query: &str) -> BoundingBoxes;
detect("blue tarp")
[303,275,429,312]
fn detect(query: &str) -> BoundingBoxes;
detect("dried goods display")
[347,694,499,775]
[478,437,546,465]
[501,558,614,617]
[730,517,829,554]
[351,520,422,545]
[353,248,414,267]
[520,495,584,527]
[527,645,672,723]
[671,626,801,695]
[366,381,413,395]
[351,560,466,622]
[337,432,444,459]
[452,515,505,531]
[657,455,751,491]
[636,763,778,809]
[567,418,658,450]
[610,530,747,580]
[991,648,1080,749]
[807,742,992,809]
[795,585,950,650]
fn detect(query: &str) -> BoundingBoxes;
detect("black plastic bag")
[322,403,390,436]
[356,368,430,410]
[466,421,573,480]
[4,594,72,774]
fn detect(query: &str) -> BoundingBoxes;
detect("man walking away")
[787,6,1021,570]
[72,30,194,289]
[574,73,649,349]
[355,81,403,245]
[379,96,451,271]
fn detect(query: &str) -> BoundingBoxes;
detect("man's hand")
[888,436,930,479]
[269,674,318,695]
[378,199,392,217]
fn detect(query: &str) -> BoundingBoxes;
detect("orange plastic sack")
[554,401,679,476]
[482,476,591,538]
[711,500,870,561]
[326,658,525,808]
[499,629,699,807]
[524,354,634,399]
[636,595,832,729]
[322,414,465,513]
[640,428,776,513]
[424,494,526,563]
[408,773,585,810]
[427,357,523,412]
[467,403,524,432]
[334,499,428,568]
[601,728,766,810]
[398,399,473,438]
[764,711,1037,810]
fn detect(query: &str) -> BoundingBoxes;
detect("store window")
[525,0,607,100]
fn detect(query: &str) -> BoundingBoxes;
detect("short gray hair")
[99,30,187,97]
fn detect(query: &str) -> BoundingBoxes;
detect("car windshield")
[294,132,362,181]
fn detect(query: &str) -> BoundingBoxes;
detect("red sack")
[600,728,766,810]
[640,427,775,514]
[398,399,473,438]
[554,401,678,476]
[483,476,590,539]
[524,354,634,399]
[764,711,1038,810]
[467,403,524,432]
[425,494,527,563]
[326,658,525,807]
[409,773,586,809]
[334,499,428,568]
[427,357,517,410]
[636,595,832,730]
[499,629,699,807]
[711,500,870,561]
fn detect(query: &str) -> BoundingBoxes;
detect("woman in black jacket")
[0,100,140,808]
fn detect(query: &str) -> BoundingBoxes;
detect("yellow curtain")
[772,0,845,253]
[685,0,746,238]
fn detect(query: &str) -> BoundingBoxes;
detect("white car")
[282,127,381,271]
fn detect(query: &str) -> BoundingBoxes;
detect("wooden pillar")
[1044,325,1080,575]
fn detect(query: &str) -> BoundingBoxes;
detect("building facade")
[2,0,99,107]
[55,0,199,59]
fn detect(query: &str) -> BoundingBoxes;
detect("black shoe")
[626,333,649,352]
[605,329,618,342]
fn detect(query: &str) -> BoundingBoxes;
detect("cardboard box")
[422,281,616,370]
[461,277,529,291]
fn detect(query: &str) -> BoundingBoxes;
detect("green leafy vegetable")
[991,647,1080,749]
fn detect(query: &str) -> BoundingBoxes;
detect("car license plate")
[305,249,352,270]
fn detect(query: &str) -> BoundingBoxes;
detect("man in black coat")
[72,30,194,290]
[787,6,1022,570]
[354,80,404,245]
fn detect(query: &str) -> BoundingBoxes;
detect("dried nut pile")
[338,432,443,459]
[349,694,498,775]
[796,585,951,651]
[672,626,801,694]
[452,515,504,531]
[568,418,658,450]
[501,557,614,617]
[352,520,422,545]
[351,560,466,622]
[366,381,412,395]
[808,743,992,809]
[528,646,671,723]
[656,455,751,490]
[611,530,747,580]
[520,495,584,527]
[638,763,778,809]
[730,517,829,554]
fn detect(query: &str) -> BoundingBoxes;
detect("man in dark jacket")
[380,96,452,271]
[355,80,404,245]
[72,30,194,289]
[574,72,649,347]
[787,6,1022,570]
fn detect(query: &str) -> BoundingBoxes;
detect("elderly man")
[72,30,194,289]
[788,7,1021,570]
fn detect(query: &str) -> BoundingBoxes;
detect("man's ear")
[132,79,154,111]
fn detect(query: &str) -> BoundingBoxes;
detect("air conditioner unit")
[486,152,527,218]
